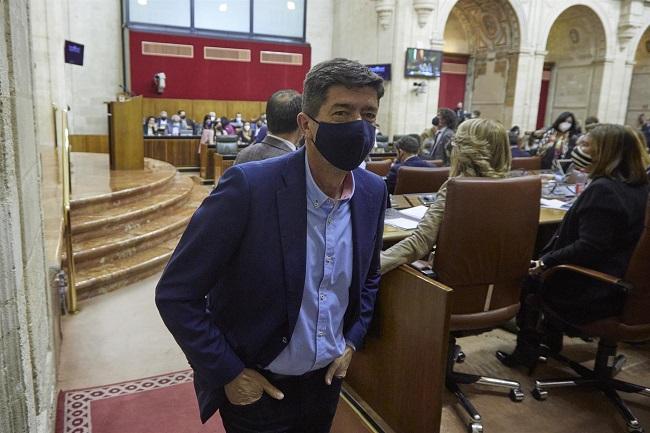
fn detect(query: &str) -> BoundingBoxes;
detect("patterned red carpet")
[56,370,225,433]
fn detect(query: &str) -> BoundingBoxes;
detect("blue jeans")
[219,367,342,433]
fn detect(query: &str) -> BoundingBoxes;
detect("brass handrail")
[60,108,78,313]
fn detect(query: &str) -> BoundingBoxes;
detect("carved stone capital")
[413,0,435,28]
[374,0,396,30]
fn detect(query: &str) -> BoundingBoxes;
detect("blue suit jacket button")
[282,337,288,344]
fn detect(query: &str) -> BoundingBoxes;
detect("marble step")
[67,206,196,266]
[70,157,177,212]
[71,174,194,236]
[75,238,180,300]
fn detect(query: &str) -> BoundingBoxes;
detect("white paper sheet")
[399,205,428,220]
[385,217,419,230]
[540,198,568,210]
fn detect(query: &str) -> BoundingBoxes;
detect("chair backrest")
[434,177,541,322]
[393,166,450,194]
[366,159,392,177]
[392,134,406,144]
[511,156,541,171]
[216,136,238,155]
[621,194,650,326]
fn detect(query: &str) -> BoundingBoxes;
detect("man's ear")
[297,112,315,142]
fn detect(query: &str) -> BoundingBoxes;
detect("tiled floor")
[58,273,650,432]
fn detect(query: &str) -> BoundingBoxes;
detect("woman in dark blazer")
[499,124,649,369]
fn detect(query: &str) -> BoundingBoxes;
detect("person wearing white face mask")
[238,121,254,145]
[535,111,580,170]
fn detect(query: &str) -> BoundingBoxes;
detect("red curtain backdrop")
[129,30,311,101]
[537,76,551,129]
[438,55,468,111]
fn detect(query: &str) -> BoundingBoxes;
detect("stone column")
[0,2,57,433]
[386,0,443,136]
[511,49,547,131]
[594,56,617,122]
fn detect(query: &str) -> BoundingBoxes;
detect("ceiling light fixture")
[218,2,228,12]
[137,0,148,5]
[287,1,296,10]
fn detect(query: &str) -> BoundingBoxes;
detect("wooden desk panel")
[144,137,200,168]
[345,265,452,433]
[199,143,215,180]
[213,154,235,185]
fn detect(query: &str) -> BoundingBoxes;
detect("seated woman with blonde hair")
[380,118,512,274]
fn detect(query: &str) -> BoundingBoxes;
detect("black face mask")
[307,114,376,171]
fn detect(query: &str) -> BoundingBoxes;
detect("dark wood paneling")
[141,98,266,122]
[345,265,452,433]
[144,137,200,168]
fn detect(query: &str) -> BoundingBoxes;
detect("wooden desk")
[144,136,200,169]
[344,265,452,433]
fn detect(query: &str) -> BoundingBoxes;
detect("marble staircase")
[67,154,210,300]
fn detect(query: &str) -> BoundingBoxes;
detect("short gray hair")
[302,58,384,117]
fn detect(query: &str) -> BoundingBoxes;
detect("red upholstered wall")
[129,30,311,101]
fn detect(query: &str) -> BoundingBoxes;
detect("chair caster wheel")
[468,422,483,433]
[457,351,466,363]
[532,388,548,401]
[627,421,645,433]
[510,388,525,402]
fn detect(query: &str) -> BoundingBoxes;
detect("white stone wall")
[306,0,334,66]
[627,27,650,126]
[1,2,57,433]
[66,0,123,135]
[30,0,650,140]
[324,0,650,135]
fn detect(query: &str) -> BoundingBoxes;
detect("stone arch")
[537,2,614,62]
[440,0,522,126]
[626,26,650,127]
[542,4,608,127]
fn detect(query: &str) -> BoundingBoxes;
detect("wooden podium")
[108,96,144,170]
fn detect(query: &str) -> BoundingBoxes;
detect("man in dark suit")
[234,90,302,165]
[430,108,457,165]
[386,135,431,194]
[155,58,387,433]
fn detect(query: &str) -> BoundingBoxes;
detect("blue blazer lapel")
[276,148,307,328]
[349,171,373,314]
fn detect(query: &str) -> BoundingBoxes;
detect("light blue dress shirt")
[266,155,354,375]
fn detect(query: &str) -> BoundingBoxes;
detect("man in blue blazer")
[155,58,387,433]
[385,135,433,194]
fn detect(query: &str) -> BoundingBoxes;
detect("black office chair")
[529,195,650,433]
[216,135,238,155]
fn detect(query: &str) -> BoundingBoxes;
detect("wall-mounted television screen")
[64,40,84,66]
[367,64,391,81]
[404,48,441,78]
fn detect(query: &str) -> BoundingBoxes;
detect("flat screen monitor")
[367,64,391,81]
[64,40,84,66]
[404,48,441,78]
